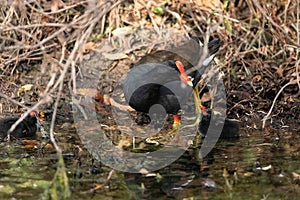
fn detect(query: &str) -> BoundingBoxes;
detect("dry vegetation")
[0,0,299,133]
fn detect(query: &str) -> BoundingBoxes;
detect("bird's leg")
[193,85,208,124]
[172,114,181,130]
[193,86,200,116]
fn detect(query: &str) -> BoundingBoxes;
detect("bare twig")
[262,79,298,129]
[46,0,125,152]
[252,0,300,48]
[0,92,29,109]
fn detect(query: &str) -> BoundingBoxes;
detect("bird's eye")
[188,76,194,82]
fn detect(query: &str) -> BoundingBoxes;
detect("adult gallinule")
[0,111,38,141]
[123,37,221,129]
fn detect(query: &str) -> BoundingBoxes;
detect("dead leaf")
[76,88,98,98]
[103,52,128,60]
[244,172,254,177]
[292,172,300,180]
[44,143,54,149]
[92,183,103,190]
[83,42,98,53]
[22,139,39,145]
[253,74,262,82]
[22,139,40,149]
[112,27,133,37]
[273,65,284,77]
[18,84,33,96]
[201,92,211,102]
[21,84,33,91]
[194,0,223,11]
[51,0,65,12]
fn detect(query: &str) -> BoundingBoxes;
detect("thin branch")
[0,92,29,109]
[47,0,125,152]
[252,0,300,48]
[262,79,297,128]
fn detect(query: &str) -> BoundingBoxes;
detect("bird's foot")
[172,115,181,130]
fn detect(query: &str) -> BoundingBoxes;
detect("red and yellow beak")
[175,61,193,87]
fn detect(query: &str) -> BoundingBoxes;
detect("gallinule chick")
[0,111,38,141]
[199,110,240,139]
[124,38,221,129]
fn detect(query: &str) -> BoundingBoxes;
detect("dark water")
[0,127,299,200]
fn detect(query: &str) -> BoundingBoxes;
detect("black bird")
[198,110,240,139]
[0,111,38,141]
[123,37,221,128]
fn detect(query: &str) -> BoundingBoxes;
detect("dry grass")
[0,0,299,134]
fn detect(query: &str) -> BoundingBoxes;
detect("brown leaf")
[17,84,33,96]
[51,0,65,12]
[253,74,262,82]
[22,139,40,149]
[274,65,284,77]
[76,88,99,98]
[276,69,284,78]
[102,52,128,60]
[292,172,300,180]
[92,183,103,190]
[244,172,254,177]
[194,0,223,11]
[112,27,133,37]
[201,92,211,102]
[44,143,54,149]
[83,42,98,53]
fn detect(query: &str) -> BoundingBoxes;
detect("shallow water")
[0,126,299,199]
